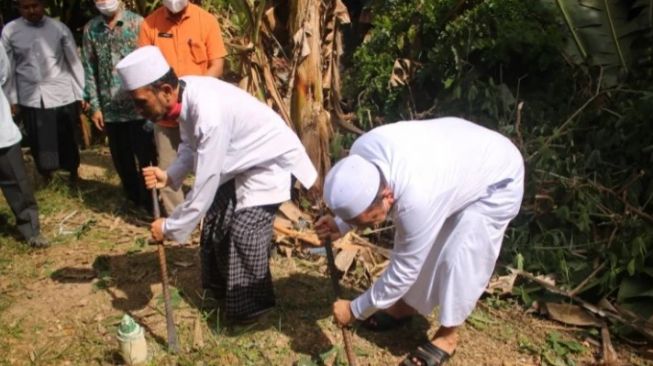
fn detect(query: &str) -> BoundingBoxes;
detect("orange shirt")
[138,3,227,127]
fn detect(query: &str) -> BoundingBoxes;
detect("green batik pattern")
[82,10,143,123]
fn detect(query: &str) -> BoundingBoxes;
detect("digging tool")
[151,188,179,353]
[320,207,357,366]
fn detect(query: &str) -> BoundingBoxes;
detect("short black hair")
[149,68,179,91]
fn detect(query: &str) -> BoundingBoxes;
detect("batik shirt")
[82,10,142,123]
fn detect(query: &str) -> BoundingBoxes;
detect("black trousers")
[0,142,40,241]
[21,102,81,176]
[105,120,156,208]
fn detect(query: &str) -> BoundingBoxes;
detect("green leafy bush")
[346,0,566,125]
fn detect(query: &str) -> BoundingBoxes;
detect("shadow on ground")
[49,245,431,361]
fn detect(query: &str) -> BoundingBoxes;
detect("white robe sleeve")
[350,190,454,319]
[163,108,232,243]
[0,43,8,85]
[0,32,17,105]
[334,216,353,235]
[165,126,195,191]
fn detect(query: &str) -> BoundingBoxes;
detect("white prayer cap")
[324,155,380,220]
[116,46,170,91]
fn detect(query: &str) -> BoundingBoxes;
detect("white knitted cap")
[116,46,170,91]
[324,155,380,220]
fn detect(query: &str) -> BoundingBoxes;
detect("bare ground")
[0,148,651,366]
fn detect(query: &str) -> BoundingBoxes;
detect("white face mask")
[96,0,121,16]
[162,0,189,14]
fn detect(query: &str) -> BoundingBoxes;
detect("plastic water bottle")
[117,314,148,365]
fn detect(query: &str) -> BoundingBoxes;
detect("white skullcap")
[324,155,380,220]
[116,46,170,91]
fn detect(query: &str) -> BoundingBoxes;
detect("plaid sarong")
[200,180,278,319]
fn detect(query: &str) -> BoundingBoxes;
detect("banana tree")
[217,0,350,184]
[541,0,653,85]
[289,0,331,186]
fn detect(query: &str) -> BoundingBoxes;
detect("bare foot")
[432,325,458,355]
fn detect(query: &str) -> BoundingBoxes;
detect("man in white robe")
[116,46,317,323]
[316,118,524,365]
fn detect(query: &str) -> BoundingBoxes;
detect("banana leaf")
[541,0,653,84]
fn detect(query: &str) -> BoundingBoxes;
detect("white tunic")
[1,17,84,108]
[163,76,318,243]
[0,43,22,149]
[334,118,524,326]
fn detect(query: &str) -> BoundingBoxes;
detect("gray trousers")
[0,142,40,241]
[21,102,80,176]
[153,124,184,217]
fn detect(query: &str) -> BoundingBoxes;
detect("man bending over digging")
[316,117,524,365]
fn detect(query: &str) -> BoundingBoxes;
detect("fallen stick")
[601,323,619,365]
[151,188,179,353]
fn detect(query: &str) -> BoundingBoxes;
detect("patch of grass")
[40,259,57,278]
[156,287,183,310]
[517,331,586,366]
[466,309,498,331]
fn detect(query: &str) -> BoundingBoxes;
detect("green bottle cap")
[118,314,139,336]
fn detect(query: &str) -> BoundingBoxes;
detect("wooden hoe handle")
[151,188,179,353]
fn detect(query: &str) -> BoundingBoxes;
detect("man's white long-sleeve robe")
[335,118,524,326]
[162,76,317,243]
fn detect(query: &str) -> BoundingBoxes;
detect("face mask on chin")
[96,0,120,16]
[162,0,189,14]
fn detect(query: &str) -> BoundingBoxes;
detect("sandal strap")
[402,342,452,366]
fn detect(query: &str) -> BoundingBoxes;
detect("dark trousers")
[21,102,80,176]
[200,180,279,319]
[105,120,156,208]
[0,142,40,241]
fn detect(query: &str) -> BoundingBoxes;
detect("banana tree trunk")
[290,0,332,187]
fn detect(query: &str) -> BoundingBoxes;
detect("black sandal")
[361,312,411,332]
[401,342,452,366]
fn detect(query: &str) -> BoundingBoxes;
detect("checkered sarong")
[200,180,278,319]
